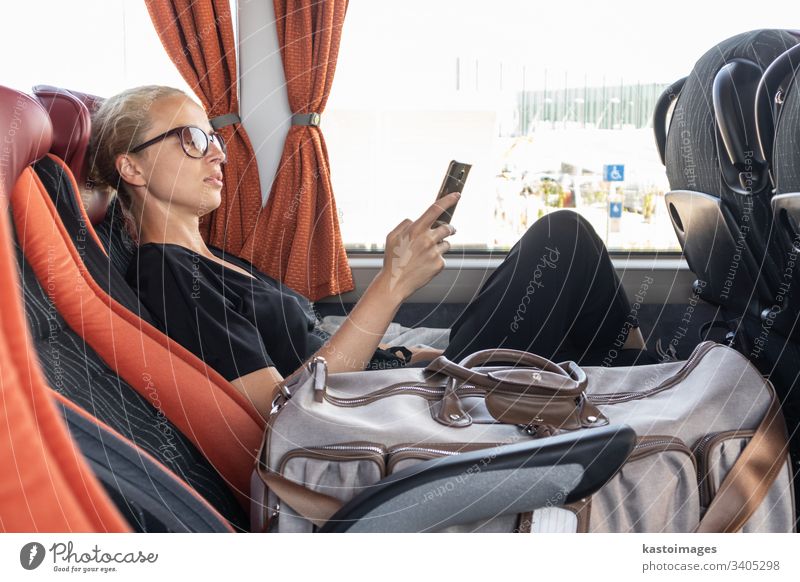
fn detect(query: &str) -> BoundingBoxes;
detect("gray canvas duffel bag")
[252,341,795,532]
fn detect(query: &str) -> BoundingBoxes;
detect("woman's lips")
[204,176,224,187]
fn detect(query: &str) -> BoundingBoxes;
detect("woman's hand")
[378,192,460,301]
[408,346,445,365]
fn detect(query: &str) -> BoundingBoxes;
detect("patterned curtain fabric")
[258,0,353,300]
[145,0,353,300]
[144,0,264,270]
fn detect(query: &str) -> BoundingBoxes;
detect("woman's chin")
[198,186,223,215]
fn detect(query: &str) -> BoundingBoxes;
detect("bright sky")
[330,0,799,109]
[4,0,797,102]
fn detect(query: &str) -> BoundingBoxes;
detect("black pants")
[443,210,658,367]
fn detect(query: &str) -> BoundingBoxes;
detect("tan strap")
[257,468,343,528]
[255,411,343,529]
[696,394,789,533]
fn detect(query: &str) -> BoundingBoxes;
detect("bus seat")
[55,391,235,532]
[33,85,148,278]
[8,86,265,523]
[32,85,112,226]
[0,85,127,532]
[769,43,800,334]
[321,425,636,533]
[3,85,253,530]
[658,29,798,322]
[11,153,265,511]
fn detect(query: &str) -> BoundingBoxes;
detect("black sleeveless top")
[126,243,325,380]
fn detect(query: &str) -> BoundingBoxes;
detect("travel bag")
[252,341,795,532]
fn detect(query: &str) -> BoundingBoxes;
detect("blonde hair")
[87,85,190,241]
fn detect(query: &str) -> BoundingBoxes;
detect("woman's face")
[119,94,226,218]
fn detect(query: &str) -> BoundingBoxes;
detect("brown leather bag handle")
[426,348,601,429]
[459,348,569,376]
[425,351,586,394]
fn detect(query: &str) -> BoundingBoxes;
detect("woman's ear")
[116,153,147,188]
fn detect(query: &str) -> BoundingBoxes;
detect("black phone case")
[434,160,471,225]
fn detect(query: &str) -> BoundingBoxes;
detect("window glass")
[325,0,794,251]
[5,1,192,101]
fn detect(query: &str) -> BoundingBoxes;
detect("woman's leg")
[444,210,641,363]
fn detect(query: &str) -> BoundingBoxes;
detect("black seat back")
[320,425,635,533]
[657,29,798,319]
[13,219,249,531]
[56,396,234,532]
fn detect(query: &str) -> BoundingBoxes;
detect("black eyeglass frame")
[130,125,226,159]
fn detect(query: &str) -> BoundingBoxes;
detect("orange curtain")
[145,0,353,300]
[144,0,263,267]
[254,0,353,299]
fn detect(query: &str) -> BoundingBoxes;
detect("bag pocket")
[695,430,796,533]
[588,436,699,532]
[386,442,522,532]
[273,442,386,533]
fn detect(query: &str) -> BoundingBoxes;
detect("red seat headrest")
[33,85,111,225]
[0,86,52,201]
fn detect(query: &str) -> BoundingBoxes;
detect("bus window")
[324,0,790,252]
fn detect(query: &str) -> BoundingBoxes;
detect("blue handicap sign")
[609,201,623,218]
[604,164,625,182]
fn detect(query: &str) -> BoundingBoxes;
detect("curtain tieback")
[210,112,241,130]
[292,112,321,127]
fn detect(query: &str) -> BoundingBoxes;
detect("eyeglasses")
[131,125,226,159]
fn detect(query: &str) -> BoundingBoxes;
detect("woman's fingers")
[415,192,461,230]
[388,218,413,238]
[431,222,456,244]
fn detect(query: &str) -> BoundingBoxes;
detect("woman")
[89,86,653,417]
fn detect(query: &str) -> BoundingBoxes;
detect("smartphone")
[433,160,471,226]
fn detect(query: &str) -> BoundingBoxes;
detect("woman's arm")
[230,192,460,416]
[315,192,460,374]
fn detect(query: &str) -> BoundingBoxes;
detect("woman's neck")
[136,204,212,257]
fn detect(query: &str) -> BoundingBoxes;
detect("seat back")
[0,85,128,532]
[32,85,112,226]
[5,85,256,530]
[12,214,249,530]
[28,90,266,473]
[10,147,264,513]
[32,86,135,280]
[55,393,234,532]
[320,425,636,533]
[657,29,798,318]
[768,44,800,335]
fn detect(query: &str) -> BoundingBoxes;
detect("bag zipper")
[693,430,754,510]
[627,435,695,468]
[386,442,507,473]
[323,341,718,408]
[588,341,716,405]
[279,442,388,476]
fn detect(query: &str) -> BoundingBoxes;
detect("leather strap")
[695,393,789,532]
[292,112,321,127]
[459,348,567,375]
[255,407,343,529]
[425,355,585,393]
[256,467,343,528]
[426,349,593,429]
[209,112,240,130]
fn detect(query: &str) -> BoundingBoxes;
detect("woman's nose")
[207,139,227,165]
